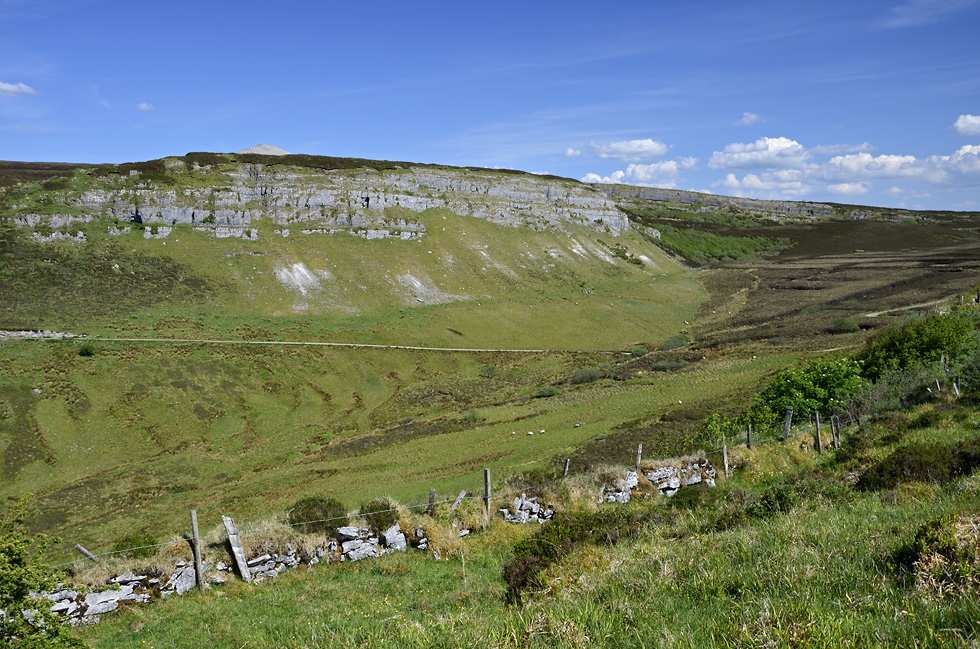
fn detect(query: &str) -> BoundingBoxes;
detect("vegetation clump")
[570,368,604,384]
[359,497,398,533]
[286,496,348,535]
[892,514,980,598]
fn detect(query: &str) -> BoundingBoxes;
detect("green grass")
[77,402,980,648]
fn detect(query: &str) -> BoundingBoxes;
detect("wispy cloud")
[734,112,766,126]
[810,142,875,155]
[879,0,978,29]
[584,138,670,162]
[953,114,980,136]
[137,102,155,111]
[0,81,37,97]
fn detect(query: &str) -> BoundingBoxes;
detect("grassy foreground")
[79,400,980,648]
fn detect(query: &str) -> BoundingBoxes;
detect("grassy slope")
[1,161,724,562]
[80,402,980,648]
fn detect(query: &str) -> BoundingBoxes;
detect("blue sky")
[2,0,979,210]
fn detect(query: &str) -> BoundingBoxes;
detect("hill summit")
[235,144,290,155]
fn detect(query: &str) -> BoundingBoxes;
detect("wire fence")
[47,406,862,570]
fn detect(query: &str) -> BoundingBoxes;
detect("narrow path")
[865,298,947,318]
[46,335,619,355]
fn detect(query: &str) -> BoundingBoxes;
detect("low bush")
[461,408,484,424]
[857,435,980,491]
[747,473,848,518]
[535,386,558,398]
[359,497,398,533]
[77,342,95,357]
[571,368,604,384]
[286,496,348,535]
[659,335,689,351]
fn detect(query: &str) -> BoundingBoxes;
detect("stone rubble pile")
[601,460,717,503]
[500,493,555,524]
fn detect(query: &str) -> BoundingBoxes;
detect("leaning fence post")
[450,490,467,511]
[483,468,491,518]
[74,544,99,563]
[746,422,752,449]
[783,407,793,440]
[814,412,823,454]
[222,515,251,584]
[190,510,205,593]
[954,378,961,398]
[935,379,942,392]
[563,458,570,478]
[428,489,436,516]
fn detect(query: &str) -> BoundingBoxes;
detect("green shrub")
[747,474,848,518]
[77,342,95,357]
[535,386,559,398]
[461,408,484,424]
[860,313,974,381]
[629,346,649,358]
[659,335,688,351]
[359,497,398,533]
[112,532,158,559]
[571,368,604,384]
[755,356,867,419]
[831,316,860,333]
[1,499,83,647]
[287,496,348,535]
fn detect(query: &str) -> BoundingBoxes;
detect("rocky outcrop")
[596,184,843,220]
[14,163,628,240]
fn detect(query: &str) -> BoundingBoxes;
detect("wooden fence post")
[74,544,99,563]
[935,379,942,392]
[723,443,730,478]
[563,458,570,478]
[636,443,643,470]
[783,407,793,440]
[814,412,823,454]
[222,515,251,584]
[954,378,961,398]
[746,422,752,449]
[190,510,205,593]
[483,468,491,517]
[428,488,436,516]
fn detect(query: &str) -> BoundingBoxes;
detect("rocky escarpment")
[11,161,629,241]
[595,183,909,221]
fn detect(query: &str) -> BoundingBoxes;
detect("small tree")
[1,499,83,648]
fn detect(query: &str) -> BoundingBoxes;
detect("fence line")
[47,409,863,570]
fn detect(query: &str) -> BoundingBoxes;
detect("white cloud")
[827,182,870,196]
[879,0,978,28]
[953,114,980,136]
[137,102,156,111]
[810,142,875,155]
[821,152,922,179]
[0,81,37,97]
[564,147,582,157]
[708,136,810,170]
[734,112,765,126]
[581,157,698,188]
[713,170,811,199]
[587,138,669,162]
